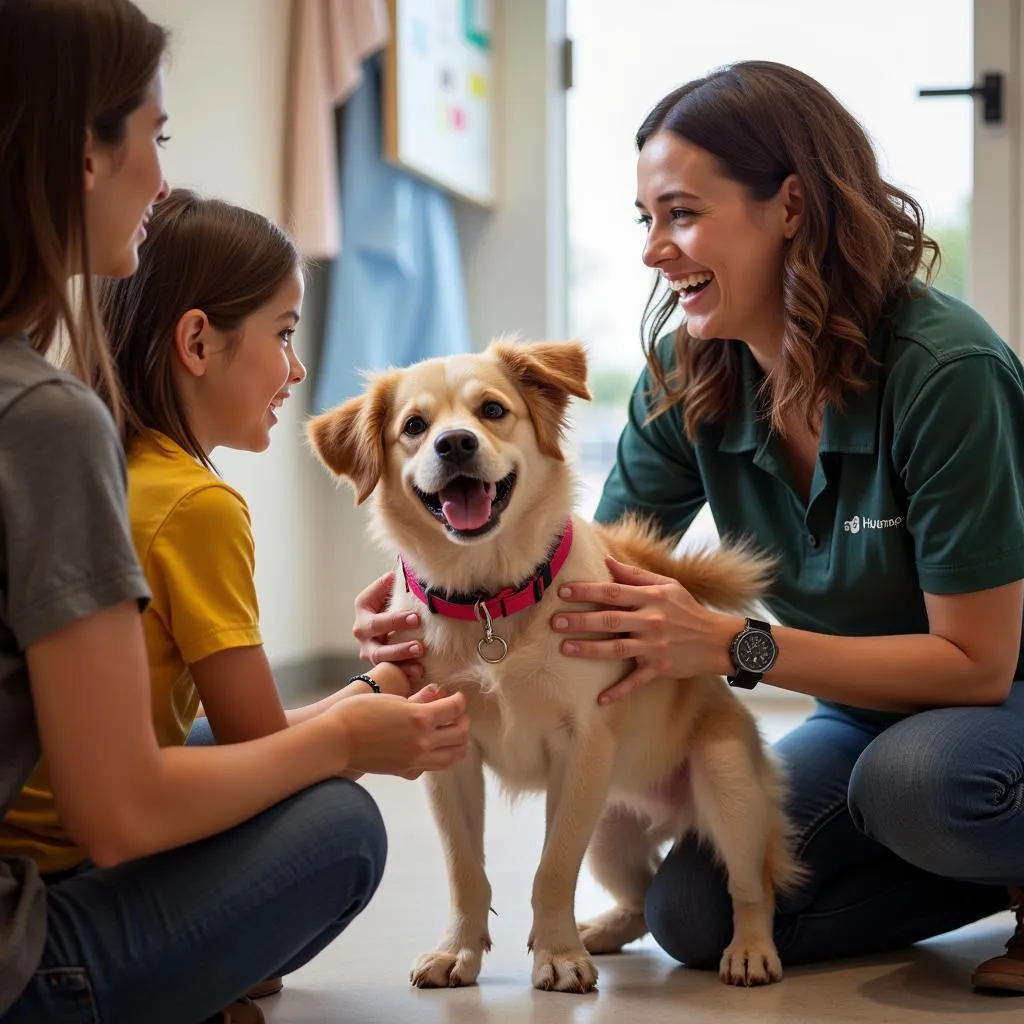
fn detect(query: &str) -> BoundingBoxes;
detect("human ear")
[173,310,213,379]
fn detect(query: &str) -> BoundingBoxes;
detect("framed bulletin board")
[384,0,496,207]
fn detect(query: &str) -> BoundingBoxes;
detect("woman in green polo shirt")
[550,60,1024,992]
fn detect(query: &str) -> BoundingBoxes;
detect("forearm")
[712,615,1011,712]
[105,715,348,864]
[283,682,377,780]
[284,680,370,727]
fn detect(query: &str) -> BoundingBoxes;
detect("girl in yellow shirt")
[3,188,463,1024]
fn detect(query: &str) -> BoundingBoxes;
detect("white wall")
[455,0,567,343]
[136,0,565,672]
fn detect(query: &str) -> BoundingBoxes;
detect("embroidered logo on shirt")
[843,514,903,534]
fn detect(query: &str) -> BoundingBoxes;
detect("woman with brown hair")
[0,3,468,1022]
[558,60,1024,989]
[358,60,1024,992]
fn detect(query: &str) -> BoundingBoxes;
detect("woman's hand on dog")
[552,556,740,705]
[354,573,426,679]
[330,686,469,776]
[345,665,462,779]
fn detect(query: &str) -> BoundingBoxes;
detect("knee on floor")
[643,845,733,969]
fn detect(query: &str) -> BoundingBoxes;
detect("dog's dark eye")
[403,415,428,436]
[481,401,506,420]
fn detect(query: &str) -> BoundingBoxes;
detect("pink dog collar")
[400,520,574,622]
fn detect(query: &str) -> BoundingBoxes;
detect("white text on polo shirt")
[842,514,904,534]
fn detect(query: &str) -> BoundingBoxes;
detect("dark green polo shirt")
[594,286,1024,716]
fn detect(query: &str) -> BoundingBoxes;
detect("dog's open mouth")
[415,472,517,537]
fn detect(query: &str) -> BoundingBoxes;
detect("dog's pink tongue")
[440,479,497,531]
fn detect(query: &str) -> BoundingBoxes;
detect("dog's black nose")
[434,429,479,466]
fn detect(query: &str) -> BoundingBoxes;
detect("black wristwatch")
[727,617,778,689]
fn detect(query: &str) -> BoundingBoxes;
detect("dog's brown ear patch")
[306,374,395,504]
[490,340,591,460]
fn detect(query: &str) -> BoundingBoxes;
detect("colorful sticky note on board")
[462,0,490,51]
[412,19,429,55]
[451,107,466,131]
[469,73,487,99]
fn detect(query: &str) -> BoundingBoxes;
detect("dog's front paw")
[578,907,648,954]
[410,947,485,988]
[719,937,783,986]
[530,947,598,993]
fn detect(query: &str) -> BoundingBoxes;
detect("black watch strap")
[727,668,762,689]
[727,618,774,689]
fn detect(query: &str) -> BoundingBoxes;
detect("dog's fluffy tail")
[594,512,774,612]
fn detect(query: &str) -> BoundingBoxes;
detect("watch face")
[737,629,777,672]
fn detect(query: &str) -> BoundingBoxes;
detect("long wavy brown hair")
[636,60,939,438]
[0,0,167,427]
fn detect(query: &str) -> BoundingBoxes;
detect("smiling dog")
[308,339,801,992]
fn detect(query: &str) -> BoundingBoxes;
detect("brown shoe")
[972,887,1024,992]
[245,976,283,999]
[206,995,266,1024]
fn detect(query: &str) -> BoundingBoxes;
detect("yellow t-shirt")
[0,430,262,873]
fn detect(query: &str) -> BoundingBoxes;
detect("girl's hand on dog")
[354,573,426,679]
[342,661,414,698]
[330,688,469,776]
[552,556,741,705]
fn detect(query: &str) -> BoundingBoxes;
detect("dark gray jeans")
[645,685,1024,966]
[2,723,386,1023]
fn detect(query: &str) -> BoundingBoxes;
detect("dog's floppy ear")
[306,374,395,504]
[490,339,591,460]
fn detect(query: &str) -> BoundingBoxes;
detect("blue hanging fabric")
[313,54,473,412]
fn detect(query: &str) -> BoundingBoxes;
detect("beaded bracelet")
[349,673,382,694]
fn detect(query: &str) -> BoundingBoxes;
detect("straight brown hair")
[96,188,302,470]
[0,0,167,424]
[636,60,939,439]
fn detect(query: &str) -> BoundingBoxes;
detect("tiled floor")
[263,700,1020,1024]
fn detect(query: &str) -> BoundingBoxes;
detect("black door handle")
[918,72,1003,124]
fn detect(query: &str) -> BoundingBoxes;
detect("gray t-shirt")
[0,335,150,1014]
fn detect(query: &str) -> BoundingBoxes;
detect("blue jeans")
[644,684,1024,966]
[2,721,386,1023]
